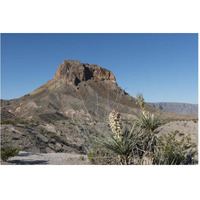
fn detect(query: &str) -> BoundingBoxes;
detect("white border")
[0,1,199,200]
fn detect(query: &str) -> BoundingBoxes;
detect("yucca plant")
[89,109,143,165]
[92,128,143,165]
[134,112,164,133]
[133,93,164,161]
[135,93,164,133]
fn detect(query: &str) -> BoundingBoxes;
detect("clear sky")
[1,33,198,104]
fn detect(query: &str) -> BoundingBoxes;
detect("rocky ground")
[1,151,89,165]
[1,119,198,165]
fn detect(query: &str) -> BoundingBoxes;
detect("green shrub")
[1,146,20,162]
[154,131,197,165]
[79,156,85,161]
[87,149,117,165]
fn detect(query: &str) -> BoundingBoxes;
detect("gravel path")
[4,151,89,165]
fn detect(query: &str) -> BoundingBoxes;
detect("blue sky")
[1,33,198,104]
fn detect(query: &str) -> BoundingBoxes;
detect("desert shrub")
[154,131,198,165]
[1,146,20,162]
[87,148,117,165]
[133,131,157,158]
[79,155,85,161]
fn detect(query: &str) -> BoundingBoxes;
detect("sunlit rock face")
[54,59,116,85]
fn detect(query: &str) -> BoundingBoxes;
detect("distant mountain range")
[148,102,198,115]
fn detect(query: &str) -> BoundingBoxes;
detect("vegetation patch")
[1,119,36,126]
[86,94,198,165]
[1,146,20,162]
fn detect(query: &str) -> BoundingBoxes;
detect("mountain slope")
[1,59,157,122]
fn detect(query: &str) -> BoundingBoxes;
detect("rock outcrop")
[54,60,116,86]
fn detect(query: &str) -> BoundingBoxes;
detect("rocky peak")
[54,59,116,86]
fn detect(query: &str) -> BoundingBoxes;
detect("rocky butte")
[54,60,116,85]
[2,59,155,121]
[2,59,196,121]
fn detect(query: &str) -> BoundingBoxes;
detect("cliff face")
[54,60,116,85]
[148,102,198,115]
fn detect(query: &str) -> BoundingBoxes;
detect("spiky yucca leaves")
[134,112,164,133]
[93,128,143,165]
[135,93,164,133]
[132,112,162,159]
[87,110,143,164]
[134,93,164,162]
[154,131,198,165]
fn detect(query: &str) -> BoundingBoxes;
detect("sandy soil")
[157,120,198,144]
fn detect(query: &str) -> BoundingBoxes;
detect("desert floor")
[1,120,198,165]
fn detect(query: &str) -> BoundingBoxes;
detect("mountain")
[148,102,198,115]
[1,59,156,122]
[1,59,197,154]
